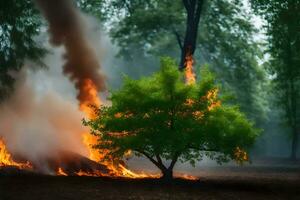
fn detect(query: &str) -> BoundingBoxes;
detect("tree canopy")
[84,58,259,179]
[251,0,300,159]
[0,0,46,100]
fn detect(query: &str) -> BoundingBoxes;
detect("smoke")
[0,0,117,173]
[35,0,106,105]
[0,64,88,171]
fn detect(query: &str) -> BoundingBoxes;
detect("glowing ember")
[175,173,199,181]
[75,169,106,177]
[234,147,249,164]
[57,167,67,176]
[184,51,196,85]
[0,138,32,169]
[118,164,160,179]
[207,89,221,111]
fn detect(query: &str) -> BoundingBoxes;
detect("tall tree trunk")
[291,126,298,160]
[160,153,179,181]
[139,151,176,181]
[179,0,205,70]
[290,78,298,160]
[285,32,298,160]
[161,168,173,181]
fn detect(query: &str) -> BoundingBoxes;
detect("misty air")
[0,0,299,200]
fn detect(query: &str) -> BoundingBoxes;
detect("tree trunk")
[160,154,179,181]
[161,168,173,181]
[289,72,298,160]
[139,151,179,181]
[291,126,298,160]
[179,0,205,70]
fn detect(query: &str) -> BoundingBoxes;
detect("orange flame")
[117,164,161,179]
[234,147,249,164]
[175,172,199,181]
[79,79,106,164]
[206,89,221,111]
[57,167,68,176]
[79,79,153,178]
[79,79,101,119]
[0,139,32,169]
[185,51,196,85]
[75,169,104,177]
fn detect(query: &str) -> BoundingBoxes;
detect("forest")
[0,0,299,200]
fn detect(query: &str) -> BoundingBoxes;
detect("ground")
[1,172,299,200]
[1,158,300,200]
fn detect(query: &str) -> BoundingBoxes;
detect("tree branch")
[182,0,190,10]
[168,152,180,170]
[138,150,166,171]
[172,29,183,50]
[194,0,205,24]
[155,154,163,164]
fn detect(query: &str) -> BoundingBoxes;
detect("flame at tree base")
[185,51,196,85]
[78,78,158,178]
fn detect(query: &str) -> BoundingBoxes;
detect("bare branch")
[168,152,180,170]
[172,29,183,50]
[182,0,189,10]
[137,150,166,171]
[195,0,205,24]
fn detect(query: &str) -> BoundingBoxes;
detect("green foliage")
[76,0,106,20]
[85,58,259,171]
[251,0,300,158]
[0,0,46,100]
[251,0,300,122]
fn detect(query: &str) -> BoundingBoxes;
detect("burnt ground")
[1,169,300,200]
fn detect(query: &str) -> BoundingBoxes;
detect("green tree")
[251,0,300,159]
[0,0,45,100]
[84,58,259,180]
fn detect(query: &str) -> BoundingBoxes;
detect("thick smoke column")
[35,0,106,105]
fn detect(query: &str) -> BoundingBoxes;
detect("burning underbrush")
[0,137,107,176]
[0,137,158,178]
[0,137,198,180]
[0,139,32,170]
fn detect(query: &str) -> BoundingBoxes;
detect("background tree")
[84,58,259,180]
[0,0,46,100]
[251,0,300,159]
[79,0,267,125]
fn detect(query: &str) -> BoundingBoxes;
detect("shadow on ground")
[0,173,299,200]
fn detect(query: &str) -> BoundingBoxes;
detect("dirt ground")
[1,173,299,200]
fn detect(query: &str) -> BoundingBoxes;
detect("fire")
[234,147,249,164]
[118,164,160,179]
[78,78,150,178]
[0,138,32,169]
[79,79,103,163]
[184,51,196,85]
[175,173,199,181]
[57,167,68,176]
[207,89,221,111]
[79,79,101,119]
[75,169,106,177]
